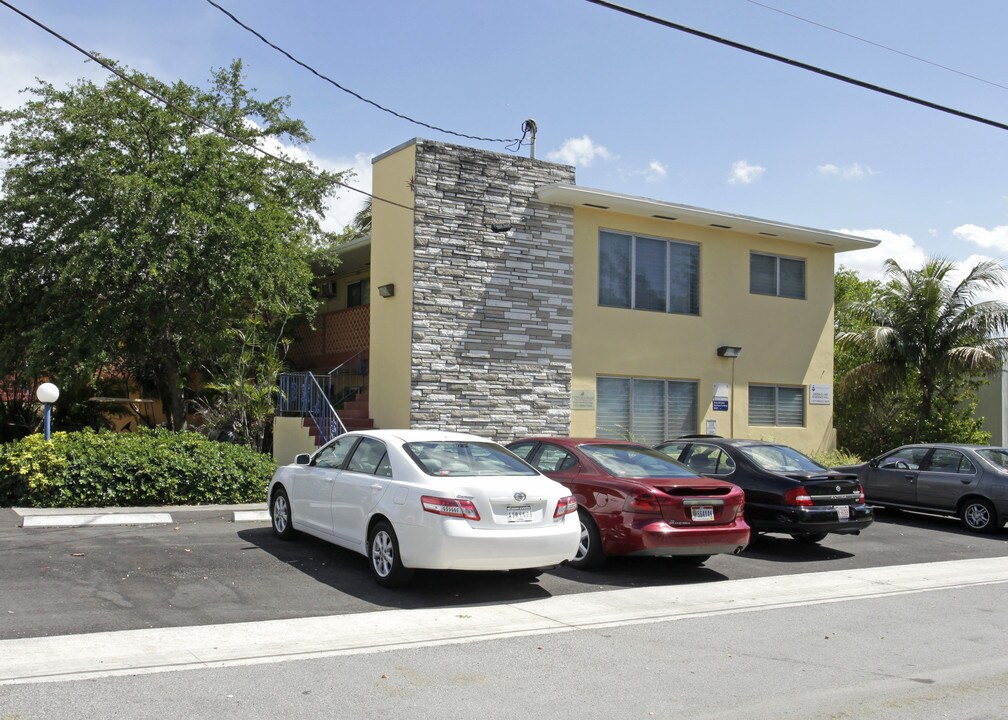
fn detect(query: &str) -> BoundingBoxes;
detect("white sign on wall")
[571,389,595,410]
[712,382,729,411]
[809,384,832,405]
[705,419,718,435]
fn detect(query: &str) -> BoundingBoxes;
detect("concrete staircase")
[301,393,374,445]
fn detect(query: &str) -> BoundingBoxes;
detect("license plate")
[507,506,533,523]
[836,505,850,520]
[691,506,715,522]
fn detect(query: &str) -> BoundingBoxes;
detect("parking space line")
[2,555,1007,686]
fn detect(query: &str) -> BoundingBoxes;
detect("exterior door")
[295,434,359,535]
[330,436,392,544]
[866,446,931,505]
[915,448,979,510]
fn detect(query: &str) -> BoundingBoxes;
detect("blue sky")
[3,0,1008,284]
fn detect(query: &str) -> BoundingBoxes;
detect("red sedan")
[507,438,750,569]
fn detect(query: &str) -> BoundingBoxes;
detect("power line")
[741,0,1008,93]
[0,0,415,214]
[583,0,1008,133]
[205,0,524,147]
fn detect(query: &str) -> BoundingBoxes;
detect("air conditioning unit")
[320,281,337,298]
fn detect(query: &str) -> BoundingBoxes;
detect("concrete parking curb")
[12,503,269,529]
[21,513,174,528]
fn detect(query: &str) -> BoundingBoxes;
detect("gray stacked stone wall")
[409,139,575,441]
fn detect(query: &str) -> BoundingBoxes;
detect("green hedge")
[0,428,275,507]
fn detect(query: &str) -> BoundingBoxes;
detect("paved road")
[3,505,1007,640]
[2,564,1007,719]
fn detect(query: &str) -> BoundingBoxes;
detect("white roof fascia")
[536,184,878,253]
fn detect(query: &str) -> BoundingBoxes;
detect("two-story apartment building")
[274,138,876,462]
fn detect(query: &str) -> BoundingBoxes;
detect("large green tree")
[837,257,1008,454]
[0,60,345,429]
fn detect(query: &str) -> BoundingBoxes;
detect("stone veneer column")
[409,140,575,441]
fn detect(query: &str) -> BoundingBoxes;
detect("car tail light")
[623,492,662,514]
[856,485,865,503]
[734,493,745,520]
[784,487,814,507]
[554,495,577,518]
[421,495,480,521]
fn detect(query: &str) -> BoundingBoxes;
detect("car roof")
[511,437,648,448]
[342,429,497,444]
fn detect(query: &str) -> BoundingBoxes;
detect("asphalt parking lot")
[2,505,1007,641]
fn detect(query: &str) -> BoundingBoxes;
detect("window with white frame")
[599,230,700,314]
[750,252,805,299]
[596,376,698,445]
[748,384,805,426]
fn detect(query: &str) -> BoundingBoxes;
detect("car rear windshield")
[741,445,825,473]
[976,448,1008,469]
[579,444,699,478]
[404,441,539,477]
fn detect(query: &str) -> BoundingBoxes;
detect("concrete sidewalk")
[12,503,269,528]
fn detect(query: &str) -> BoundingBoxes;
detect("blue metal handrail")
[277,371,346,445]
[328,349,369,407]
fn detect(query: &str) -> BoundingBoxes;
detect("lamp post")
[36,382,59,441]
[716,347,742,437]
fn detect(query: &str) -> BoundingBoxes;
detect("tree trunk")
[157,355,187,431]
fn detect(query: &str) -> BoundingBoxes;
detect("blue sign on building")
[713,398,728,412]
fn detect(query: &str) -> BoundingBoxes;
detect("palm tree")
[838,257,1008,437]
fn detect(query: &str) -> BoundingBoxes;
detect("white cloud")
[728,160,765,185]
[817,163,875,180]
[546,135,613,167]
[953,223,1008,252]
[251,126,373,233]
[833,228,927,280]
[644,159,667,182]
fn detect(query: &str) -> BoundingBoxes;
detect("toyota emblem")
[514,492,527,502]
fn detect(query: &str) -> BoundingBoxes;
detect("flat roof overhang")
[536,184,878,253]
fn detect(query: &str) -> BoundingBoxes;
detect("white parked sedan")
[268,429,581,586]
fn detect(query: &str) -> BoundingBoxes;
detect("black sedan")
[657,437,873,543]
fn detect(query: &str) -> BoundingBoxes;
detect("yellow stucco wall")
[569,208,837,453]
[272,416,316,464]
[369,142,417,429]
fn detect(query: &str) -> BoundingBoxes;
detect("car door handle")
[371,483,384,490]
[961,479,973,484]
[904,475,915,481]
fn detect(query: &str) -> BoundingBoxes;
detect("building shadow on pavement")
[739,533,856,562]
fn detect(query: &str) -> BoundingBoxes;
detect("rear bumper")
[395,515,580,571]
[748,503,874,535]
[617,517,751,557]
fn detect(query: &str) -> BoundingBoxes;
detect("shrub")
[807,449,864,469]
[0,428,275,507]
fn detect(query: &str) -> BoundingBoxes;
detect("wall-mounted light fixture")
[378,283,395,298]
[717,345,742,358]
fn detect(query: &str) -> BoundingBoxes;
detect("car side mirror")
[869,458,879,469]
[295,453,311,465]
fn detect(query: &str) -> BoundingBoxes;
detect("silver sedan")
[834,444,1008,533]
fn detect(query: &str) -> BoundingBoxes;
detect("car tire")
[674,555,711,566]
[568,509,605,570]
[270,487,295,540]
[368,520,414,587]
[960,497,999,533]
[790,531,828,544]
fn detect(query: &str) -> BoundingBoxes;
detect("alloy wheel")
[371,529,394,577]
[273,495,288,534]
